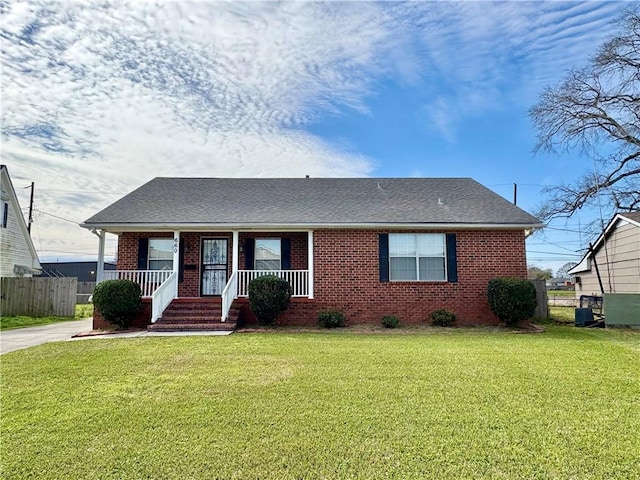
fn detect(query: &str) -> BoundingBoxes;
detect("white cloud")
[0,0,625,259]
[2,0,400,258]
[394,1,624,140]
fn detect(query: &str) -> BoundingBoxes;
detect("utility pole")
[513,183,517,205]
[27,182,34,235]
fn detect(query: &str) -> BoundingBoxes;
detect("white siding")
[575,221,640,296]
[0,168,40,277]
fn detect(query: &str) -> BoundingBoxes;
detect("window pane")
[149,259,173,271]
[390,257,417,280]
[419,257,446,281]
[417,234,445,256]
[255,259,281,271]
[203,239,227,265]
[255,239,281,270]
[389,234,416,256]
[149,239,173,270]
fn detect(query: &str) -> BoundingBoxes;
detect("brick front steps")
[148,298,238,332]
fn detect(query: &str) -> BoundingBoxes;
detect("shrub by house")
[487,277,537,327]
[92,280,142,328]
[248,275,292,325]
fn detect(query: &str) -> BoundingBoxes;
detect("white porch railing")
[102,270,173,297]
[237,270,309,297]
[151,272,177,323]
[221,271,238,322]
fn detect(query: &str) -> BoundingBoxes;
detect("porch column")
[308,230,314,299]
[173,231,180,297]
[96,229,106,283]
[232,231,239,273]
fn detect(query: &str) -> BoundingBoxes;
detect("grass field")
[2,326,638,479]
[548,306,575,324]
[0,304,93,330]
[546,290,576,297]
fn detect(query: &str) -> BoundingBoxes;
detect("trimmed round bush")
[487,277,537,327]
[430,308,457,327]
[248,275,292,325]
[382,315,400,329]
[318,310,345,328]
[92,279,142,328]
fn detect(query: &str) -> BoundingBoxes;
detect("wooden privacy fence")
[77,281,96,304]
[1,277,77,317]
[77,281,96,294]
[531,279,549,319]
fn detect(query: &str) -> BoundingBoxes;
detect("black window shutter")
[281,238,291,270]
[379,234,389,282]
[446,233,458,283]
[178,239,185,283]
[138,238,149,270]
[244,238,255,269]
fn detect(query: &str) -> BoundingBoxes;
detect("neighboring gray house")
[569,212,640,296]
[0,165,41,277]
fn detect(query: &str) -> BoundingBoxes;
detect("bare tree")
[530,7,640,228]
[556,262,578,279]
[527,265,553,281]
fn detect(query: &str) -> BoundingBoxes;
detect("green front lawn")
[2,327,638,479]
[0,304,93,330]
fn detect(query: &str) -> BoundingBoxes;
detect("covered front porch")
[94,229,314,324]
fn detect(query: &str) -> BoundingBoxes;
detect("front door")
[201,238,228,296]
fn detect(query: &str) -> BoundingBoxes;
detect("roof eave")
[81,221,545,233]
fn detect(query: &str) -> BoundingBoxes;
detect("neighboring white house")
[0,165,41,277]
[569,212,640,297]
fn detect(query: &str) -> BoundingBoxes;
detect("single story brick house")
[81,177,542,330]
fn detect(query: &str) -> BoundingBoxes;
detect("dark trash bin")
[575,308,596,327]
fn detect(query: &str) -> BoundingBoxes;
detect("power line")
[542,226,585,234]
[38,250,103,255]
[528,237,581,253]
[527,250,581,256]
[35,188,128,195]
[33,209,81,225]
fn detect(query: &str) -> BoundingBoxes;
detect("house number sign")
[173,237,179,254]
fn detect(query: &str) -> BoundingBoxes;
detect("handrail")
[221,271,238,322]
[151,271,177,323]
[102,270,173,297]
[237,270,309,297]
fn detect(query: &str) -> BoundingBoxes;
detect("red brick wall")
[117,231,234,297]
[110,229,528,327]
[238,232,308,270]
[307,229,527,326]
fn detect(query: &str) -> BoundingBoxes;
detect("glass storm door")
[201,238,228,296]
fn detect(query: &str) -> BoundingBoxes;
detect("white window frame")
[389,233,447,282]
[255,238,281,271]
[148,238,174,271]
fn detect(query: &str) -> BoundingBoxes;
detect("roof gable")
[568,211,640,274]
[82,177,542,230]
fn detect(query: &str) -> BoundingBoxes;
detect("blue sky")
[1,1,627,274]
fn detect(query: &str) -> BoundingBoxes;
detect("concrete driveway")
[0,318,93,355]
[0,320,233,354]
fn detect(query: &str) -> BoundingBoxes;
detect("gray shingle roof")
[82,177,542,228]
[620,211,640,223]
